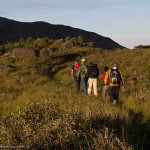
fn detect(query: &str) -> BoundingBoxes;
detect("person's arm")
[119,71,124,87]
[104,70,110,86]
[97,68,99,77]
[71,69,74,78]
[102,73,105,82]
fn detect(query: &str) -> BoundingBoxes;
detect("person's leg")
[88,78,92,96]
[108,86,115,104]
[114,86,120,103]
[78,78,81,91]
[75,78,80,92]
[103,86,108,100]
[85,77,88,93]
[106,86,109,98]
[82,78,87,94]
[93,78,98,97]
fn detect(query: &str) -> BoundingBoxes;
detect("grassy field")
[0,46,150,149]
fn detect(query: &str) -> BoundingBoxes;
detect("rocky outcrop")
[61,41,73,49]
[55,39,64,45]
[11,48,38,57]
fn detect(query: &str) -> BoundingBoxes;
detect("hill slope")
[0,17,124,50]
[0,45,150,149]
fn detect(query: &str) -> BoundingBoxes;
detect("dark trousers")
[74,78,80,92]
[108,86,120,104]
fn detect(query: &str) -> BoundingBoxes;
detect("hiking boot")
[111,100,117,105]
[113,100,117,104]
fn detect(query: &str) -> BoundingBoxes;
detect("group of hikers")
[71,58,124,105]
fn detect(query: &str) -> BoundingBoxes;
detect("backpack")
[82,64,88,78]
[90,64,99,77]
[109,69,121,84]
[73,63,80,77]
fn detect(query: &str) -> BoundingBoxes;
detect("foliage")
[78,35,83,44]
[0,101,133,150]
[65,36,70,41]
[134,45,150,49]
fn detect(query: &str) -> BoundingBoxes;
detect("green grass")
[0,46,150,149]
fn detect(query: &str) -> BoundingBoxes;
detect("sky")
[0,0,150,49]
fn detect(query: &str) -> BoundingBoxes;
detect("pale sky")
[0,0,150,49]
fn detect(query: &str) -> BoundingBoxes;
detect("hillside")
[0,41,150,149]
[0,17,124,50]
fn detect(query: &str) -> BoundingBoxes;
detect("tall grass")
[0,47,150,149]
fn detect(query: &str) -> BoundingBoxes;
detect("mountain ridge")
[0,17,125,50]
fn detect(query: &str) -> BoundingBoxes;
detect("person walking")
[77,58,88,94]
[71,61,81,92]
[87,63,99,97]
[104,62,124,105]
[102,66,109,100]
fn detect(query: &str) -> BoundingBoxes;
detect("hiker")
[87,63,99,97]
[102,66,109,100]
[104,62,124,105]
[71,61,81,92]
[77,58,88,94]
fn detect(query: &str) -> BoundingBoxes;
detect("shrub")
[0,101,132,150]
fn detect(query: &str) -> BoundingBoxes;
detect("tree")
[65,36,70,41]
[4,42,14,52]
[19,38,25,48]
[0,45,5,54]
[134,45,150,49]
[78,35,83,44]
[71,37,78,45]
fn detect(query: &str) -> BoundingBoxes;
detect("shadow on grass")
[75,109,150,150]
[36,49,94,78]
[45,52,84,78]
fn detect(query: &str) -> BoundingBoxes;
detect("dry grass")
[0,46,150,149]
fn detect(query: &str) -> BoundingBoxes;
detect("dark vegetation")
[134,45,150,49]
[0,17,124,50]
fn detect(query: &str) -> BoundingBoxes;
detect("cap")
[81,58,86,63]
[112,62,118,69]
[112,62,118,67]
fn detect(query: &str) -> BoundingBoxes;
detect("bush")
[0,101,132,150]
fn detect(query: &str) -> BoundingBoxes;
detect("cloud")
[18,2,102,10]
[21,3,48,9]
[0,11,5,15]
[113,35,150,49]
